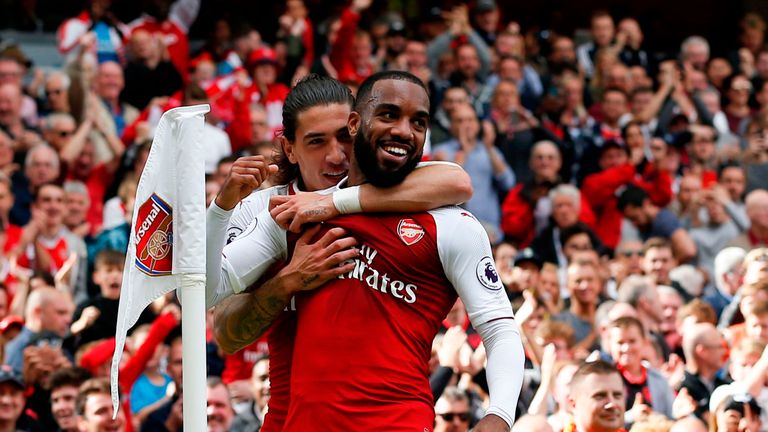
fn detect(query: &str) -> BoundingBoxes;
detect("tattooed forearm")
[214,279,292,354]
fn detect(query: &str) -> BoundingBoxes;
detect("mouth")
[377,141,412,166]
[322,170,348,184]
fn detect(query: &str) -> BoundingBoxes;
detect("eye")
[309,137,325,145]
[381,111,396,120]
[414,118,427,129]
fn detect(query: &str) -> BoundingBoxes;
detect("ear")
[348,111,361,137]
[279,136,298,165]
[567,392,577,412]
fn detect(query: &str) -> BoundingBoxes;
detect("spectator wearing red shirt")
[502,140,595,248]
[125,0,201,82]
[247,48,290,141]
[582,140,672,250]
[328,0,375,86]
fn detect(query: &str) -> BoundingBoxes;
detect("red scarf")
[615,363,653,406]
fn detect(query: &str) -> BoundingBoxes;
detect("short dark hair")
[354,70,429,113]
[602,86,627,101]
[183,84,209,103]
[94,250,125,271]
[274,74,354,185]
[607,316,646,339]
[76,378,112,416]
[570,360,621,390]
[642,237,672,255]
[559,223,594,250]
[282,74,354,142]
[49,367,91,392]
[617,184,648,211]
[718,159,745,178]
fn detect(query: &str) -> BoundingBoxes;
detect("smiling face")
[51,385,78,431]
[349,79,430,187]
[282,103,352,191]
[570,372,625,432]
[608,325,644,370]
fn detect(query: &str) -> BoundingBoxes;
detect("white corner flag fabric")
[110,105,210,424]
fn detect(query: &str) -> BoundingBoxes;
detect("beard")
[353,126,422,188]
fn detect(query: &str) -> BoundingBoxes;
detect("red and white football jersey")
[214,202,514,431]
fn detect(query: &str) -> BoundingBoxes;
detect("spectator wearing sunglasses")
[434,387,472,432]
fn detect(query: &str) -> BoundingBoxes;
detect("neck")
[640,315,658,333]
[40,224,60,238]
[689,362,717,381]
[571,300,594,321]
[0,420,15,432]
[26,319,42,333]
[623,362,642,376]
[346,153,366,186]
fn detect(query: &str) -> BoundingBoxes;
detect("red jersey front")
[286,212,459,431]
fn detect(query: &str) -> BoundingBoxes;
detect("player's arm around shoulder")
[270,161,473,233]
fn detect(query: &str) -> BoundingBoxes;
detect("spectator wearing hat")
[247,47,290,141]
[0,365,41,431]
[121,29,184,111]
[504,248,542,303]
[471,0,500,47]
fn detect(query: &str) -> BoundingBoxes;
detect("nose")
[390,117,413,142]
[325,139,346,166]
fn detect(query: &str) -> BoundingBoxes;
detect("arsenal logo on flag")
[134,193,173,276]
[398,218,424,246]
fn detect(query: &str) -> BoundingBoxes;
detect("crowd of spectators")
[0,0,768,431]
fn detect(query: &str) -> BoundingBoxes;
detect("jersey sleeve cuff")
[484,408,513,429]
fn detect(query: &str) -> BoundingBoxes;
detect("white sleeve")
[169,0,201,32]
[227,186,282,245]
[434,207,523,428]
[205,203,287,308]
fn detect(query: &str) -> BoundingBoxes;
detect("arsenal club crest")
[134,194,173,276]
[398,218,425,246]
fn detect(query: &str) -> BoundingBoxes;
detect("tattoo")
[215,280,290,354]
[303,208,327,218]
[301,274,319,288]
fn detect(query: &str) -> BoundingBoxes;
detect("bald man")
[730,189,768,250]
[679,323,730,419]
[3,287,73,372]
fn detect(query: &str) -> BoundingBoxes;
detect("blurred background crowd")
[1,0,768,431]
